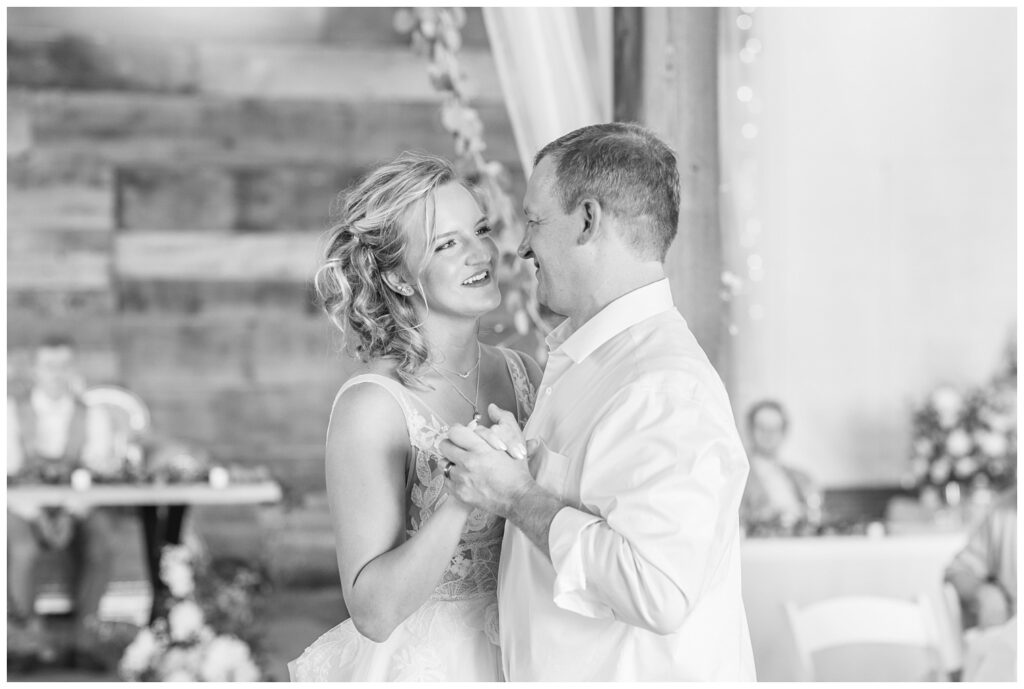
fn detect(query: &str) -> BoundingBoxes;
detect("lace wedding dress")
[288,348,535,681]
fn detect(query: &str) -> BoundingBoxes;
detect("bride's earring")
[384,272,415,297]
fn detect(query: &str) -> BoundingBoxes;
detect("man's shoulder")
[615,311,720,388]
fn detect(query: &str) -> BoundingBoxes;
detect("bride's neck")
[420,316,481,372]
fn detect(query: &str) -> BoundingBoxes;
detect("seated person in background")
[740,399,822,530]
[7,335,119,670]
[945,486,1016,630]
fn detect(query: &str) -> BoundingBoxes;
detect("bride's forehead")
[397,182,482,255]
[434,182,482,216]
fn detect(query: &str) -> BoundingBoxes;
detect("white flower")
[197,624,216,644]
[158,646,203,680]
[448,553,472,578]
[233,658,262,682]
[953,456,980,479]
[945,429,973,457]
[911,456,930,478]
[160,544,191,570]
[932,386,963,416]
[929,456,952,484]
[466,508,489,532]
[161,558,194,598]
[976,431,1009,457]
[199,635,259,682]
[913,438,934,458]
[932,387,964,429]
[168,600,205,642]
[119,627,162,679]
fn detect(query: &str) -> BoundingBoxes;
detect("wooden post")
[615,7,729,383]
[613,7,644,123]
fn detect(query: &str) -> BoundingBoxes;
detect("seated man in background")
[740,399,823,532]
[945,486,1016,629]
[945,486,1017,681]
[7,335,118,671]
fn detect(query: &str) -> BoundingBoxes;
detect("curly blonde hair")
[314,151,460,387]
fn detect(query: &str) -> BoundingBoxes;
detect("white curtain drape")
[482,8,611,177]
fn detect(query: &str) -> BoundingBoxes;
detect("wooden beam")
[638,8,730,383]
[11,90,520,168]
[612,7,644,123]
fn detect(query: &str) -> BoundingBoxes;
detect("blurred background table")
[741,530,968,681]
[8,481,283,622]
[7,481,282,509]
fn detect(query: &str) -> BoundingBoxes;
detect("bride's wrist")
[441,492,472,517]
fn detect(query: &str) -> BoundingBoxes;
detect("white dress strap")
[330,374,417,441]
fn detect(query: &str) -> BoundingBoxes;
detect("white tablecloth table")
[741,530,968,681]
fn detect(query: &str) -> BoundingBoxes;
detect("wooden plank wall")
[7,8,523,495]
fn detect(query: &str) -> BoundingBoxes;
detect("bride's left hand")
[470,404,529,460]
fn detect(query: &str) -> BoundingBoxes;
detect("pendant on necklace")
[468,412,481,428]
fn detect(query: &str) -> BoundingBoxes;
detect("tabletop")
[6,481,283,508]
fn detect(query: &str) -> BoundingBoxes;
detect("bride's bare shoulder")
[328,376,407,451]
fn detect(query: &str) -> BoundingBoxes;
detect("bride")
[288,152,540,681]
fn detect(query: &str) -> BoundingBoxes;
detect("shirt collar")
[546,279,676,364]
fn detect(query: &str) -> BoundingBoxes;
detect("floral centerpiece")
[119,544,270,681]
[909,344,1017,501]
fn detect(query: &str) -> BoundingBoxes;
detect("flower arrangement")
[393,7,554,361]
[119,544,270,682]
[909,345,1017,498]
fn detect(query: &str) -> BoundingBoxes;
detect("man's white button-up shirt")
[498,279,756,681]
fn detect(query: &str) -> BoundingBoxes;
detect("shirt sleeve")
[547,377,749,635]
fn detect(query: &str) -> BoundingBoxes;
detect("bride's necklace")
[433,343,481,379]
[430,348,482,424]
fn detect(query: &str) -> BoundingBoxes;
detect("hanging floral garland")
[393,8,550,359]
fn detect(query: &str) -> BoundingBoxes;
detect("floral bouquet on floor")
[118,544,270,681]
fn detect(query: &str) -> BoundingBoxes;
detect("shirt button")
[545,387,553,395]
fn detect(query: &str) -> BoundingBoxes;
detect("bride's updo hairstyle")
[315,151,458,387]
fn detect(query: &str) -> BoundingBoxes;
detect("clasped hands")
[439,403,539,519]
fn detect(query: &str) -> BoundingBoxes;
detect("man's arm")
[443,378,749,636]
[504,481,564,560]
[7,401,24,476]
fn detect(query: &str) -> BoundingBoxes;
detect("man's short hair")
[746,399,789,432]
[534,122,680,261]
[39,334,76,351]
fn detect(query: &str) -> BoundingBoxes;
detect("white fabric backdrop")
[482,8,610,176]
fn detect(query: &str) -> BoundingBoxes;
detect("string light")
[721,7,765,336]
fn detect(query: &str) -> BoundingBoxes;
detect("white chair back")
[82,385,151,467]
[785,594,946,681]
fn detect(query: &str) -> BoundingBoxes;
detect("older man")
[440,123,755,680]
